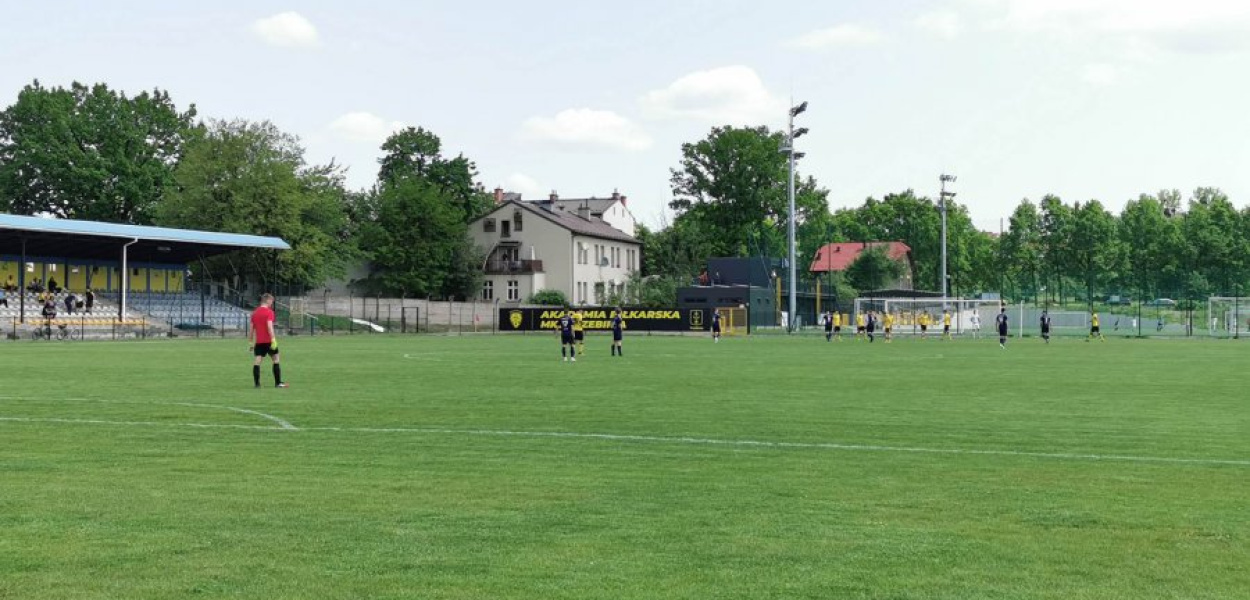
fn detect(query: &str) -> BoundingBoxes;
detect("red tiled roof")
[808,241,912,273]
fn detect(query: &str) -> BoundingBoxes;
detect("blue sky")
[3,0,1250,231]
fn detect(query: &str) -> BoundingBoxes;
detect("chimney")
[549,190,559,201]
[577,201,591,221]
[494,187,504,204]
[611,189,620,201]
[620,195,627,206]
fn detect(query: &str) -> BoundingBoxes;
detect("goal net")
[1207,297,1250,337]
[851,298,1002,336]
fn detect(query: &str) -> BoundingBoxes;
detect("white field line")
[0,396,297,431]
[173,403,298,431]
[1,414,1247,468]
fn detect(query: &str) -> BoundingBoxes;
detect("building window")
[483,218,496,232]
[501,220,511,238]
[514,211,523,232]
[507,280,519,301]
[482,281,493,301]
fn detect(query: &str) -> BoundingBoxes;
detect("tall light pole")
[784,101,808,332]
[939,174,957,308]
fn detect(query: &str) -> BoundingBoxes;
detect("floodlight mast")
[785,100,808,332]
[940,174,957,308]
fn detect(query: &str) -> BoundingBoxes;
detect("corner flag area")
[1,334,1246,599]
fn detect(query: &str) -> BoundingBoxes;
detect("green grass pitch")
[1,333,1247,599]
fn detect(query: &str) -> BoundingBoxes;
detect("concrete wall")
[289,294,505,332]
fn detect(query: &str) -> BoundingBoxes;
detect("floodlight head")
[793,151,806,160]
[940,174,957,182]
[793,127,809,139]
[790,101,808,117]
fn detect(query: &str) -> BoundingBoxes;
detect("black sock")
[273,364,282,385]
[253,365,260,386]
[562,347,566,357]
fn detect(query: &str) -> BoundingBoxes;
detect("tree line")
[2,81,1246,306]
[0,80,490,298]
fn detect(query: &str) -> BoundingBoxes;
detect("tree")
[156,119,351,290]
[1038,195,1073,305]
[1068,200,1121,307]
[377,127,493,222]
[669,126,831,262]
[1000,199,1044,300]
[354,127,488,298]
[1120,194,1181,301]
[0,80,196,223]
[355,176,483,298]
[845,246,904,292]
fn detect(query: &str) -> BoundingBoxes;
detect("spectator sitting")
[41,299,57,323]
[64,292,77,315]
[47,277,60,294]
[3,274,15,292]
[0,287,8,308]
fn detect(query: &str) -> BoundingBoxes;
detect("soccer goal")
[716,307,748,336]
[1206,297,1250,337]
[851,298,1002,337]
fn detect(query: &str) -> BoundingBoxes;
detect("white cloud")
[519,108,652,151]
[328,112,405,144]
[915,11,964,39]
[785,24,885,49]
[640,66,787,126]
[251,12,320,48]
[504,173,545,198]
[1080,63,1120,86]
[971,0,1250,52]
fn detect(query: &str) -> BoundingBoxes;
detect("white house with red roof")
[808,241,916,290]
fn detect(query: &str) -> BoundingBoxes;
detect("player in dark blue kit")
[1039,310,1052,344]
[557,311,576,362]
[711,310,722,343]
[996,307,1009,349]
[610,307,625,356]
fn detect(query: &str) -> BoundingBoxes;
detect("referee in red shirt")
[250,293,288,388]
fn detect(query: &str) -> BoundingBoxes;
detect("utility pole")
[940,174,957,307]
[784,100,808,332]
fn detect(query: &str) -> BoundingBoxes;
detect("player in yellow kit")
[1088,311,1105,342]
[918,311,930,340]
[832,311,843,341]
[572,308,586,355]
[855,312,866,340]
[883,312,895,343]
[942,309,953,340]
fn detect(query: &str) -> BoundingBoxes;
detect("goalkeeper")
[249,293,289,388]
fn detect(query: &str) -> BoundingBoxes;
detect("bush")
[528,289,568,306]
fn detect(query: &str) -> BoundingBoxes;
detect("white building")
[470,195,641,305]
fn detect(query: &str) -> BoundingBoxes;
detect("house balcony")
[485,259,544,275]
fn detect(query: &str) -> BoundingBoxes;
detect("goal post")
[717,307,748,336]
[1206,297,1250,338]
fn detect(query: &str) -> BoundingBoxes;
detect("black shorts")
[943,325,950,333]
[856,326,865,333]
[884,327,892,334]
[1091,326,1100,334]
[712,325,721,334]
[561,333,574,345]
[998,327,1008,337]
[834,326,841,333]
[1042,326,1051,334]
[920,325,928,332]
[253,343,279,357]
[612,330,622,341]
[574,330,584,341]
